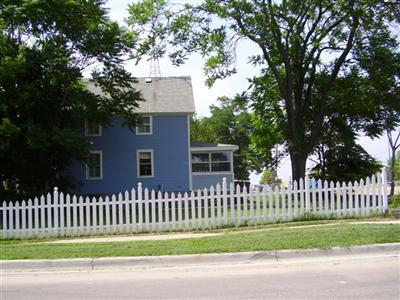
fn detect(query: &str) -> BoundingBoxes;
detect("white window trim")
[85,119,102,137]
[136,116,153,135]
[137,149,154,178]
[86,150,103,180]
[191,151,232,174]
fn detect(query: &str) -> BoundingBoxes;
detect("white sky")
[105,0,393,183]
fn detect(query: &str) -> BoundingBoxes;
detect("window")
[192,152,231,173]
[211,152,231,172]
[137,150,154,177]
[86,151,102,179]
[136,116,152,135]
[85,120,102,136]
[192,153,210,172]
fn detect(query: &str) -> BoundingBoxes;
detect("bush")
[389,194,400,208]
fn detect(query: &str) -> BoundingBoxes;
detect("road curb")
[2,243,399,273]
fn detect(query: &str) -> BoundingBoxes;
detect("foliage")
[309,69,385,182]
[127,0,399,181]
[259,168,281,185]
[354,26,400,195]
[311,142,382,183]
[389,194,400,209]
[191,96,262,180]
[0,0,142,200]
[388,151,400,182]
[395,152,400,181]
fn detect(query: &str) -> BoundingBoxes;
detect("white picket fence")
[0,172,388,239]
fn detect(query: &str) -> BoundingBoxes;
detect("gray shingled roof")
[86,76,195,114]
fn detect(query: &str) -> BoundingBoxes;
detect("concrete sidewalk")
[43,232,221,244]
[2,243,399,274]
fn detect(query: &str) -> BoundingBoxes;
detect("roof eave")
[191,145,239,152]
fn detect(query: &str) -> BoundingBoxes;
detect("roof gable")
[86,76,196,114]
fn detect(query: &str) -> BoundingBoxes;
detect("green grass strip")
[1,224,399,260]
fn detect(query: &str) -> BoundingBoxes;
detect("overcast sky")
[105,0,393,183]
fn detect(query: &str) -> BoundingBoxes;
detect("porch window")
[211,152,230,172]
[192,153,210,172]
[192,152,231,173]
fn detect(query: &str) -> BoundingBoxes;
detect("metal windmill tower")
[149,45,162,78]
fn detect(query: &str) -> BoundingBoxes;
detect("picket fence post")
[138,183,143,232]
[53,187,59,237]
[305,175,310,213]
[377,173,383,214]
[222,178,228,225]
[382,170,388,210]
[1,201,7,239]
[274,186,279,222]
[365,177,371,217]
[287,183,292,221]
[207,187,213,228]
[236,184,242,226]
[184,192,189,231]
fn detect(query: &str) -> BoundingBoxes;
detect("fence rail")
[0,172,388,239]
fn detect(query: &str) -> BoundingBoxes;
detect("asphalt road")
[2,254,399,300]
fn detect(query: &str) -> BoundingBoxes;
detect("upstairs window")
[85,120,102,136]
[192,152,231,173]
[137,150,154,178]
[136,116,153,135]
[86,151,103,179]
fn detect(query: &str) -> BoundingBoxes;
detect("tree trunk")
[290,151,307,183]
[390,146,396,197]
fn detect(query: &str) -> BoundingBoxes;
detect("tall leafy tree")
[127,0,399,181]
[191,96,262,180]
[354,29,400,195]
[308,68,384,182]
[0,0,142,200]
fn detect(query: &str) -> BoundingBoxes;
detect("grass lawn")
[1,223,399,260]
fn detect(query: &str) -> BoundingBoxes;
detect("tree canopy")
[0,0,142,200]
[191,96,262,180]
[127,0,399,181]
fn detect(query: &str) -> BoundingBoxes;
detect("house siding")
[192,174,234,190]
[70,115,190,195]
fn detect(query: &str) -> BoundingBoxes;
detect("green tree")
[311,143,382,183]
[388,150,400,182]
[395,151,400,182]
[259,168,281,185]
[0,0,142,200]
[127,0,399,181]
[191,96,262,180]
[308,68,386,182]
[354,29,400,195]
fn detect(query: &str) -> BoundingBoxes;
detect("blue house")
[70,76,238,195]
